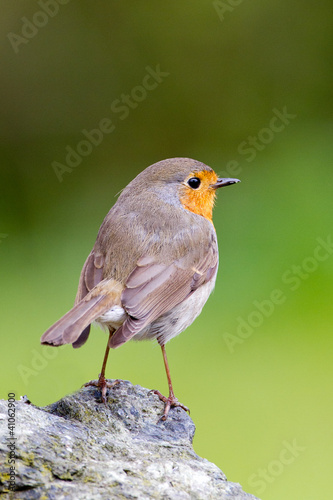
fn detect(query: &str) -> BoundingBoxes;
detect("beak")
[211,177,241,189]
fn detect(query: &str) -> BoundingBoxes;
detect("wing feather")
[71,250,105,346]
[75,251,105,304]
[110,240,218,348]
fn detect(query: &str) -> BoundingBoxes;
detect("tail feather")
[41,295,112,346]
[72,325,91,349]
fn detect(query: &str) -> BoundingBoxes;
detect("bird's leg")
[152,344,190,421]
[84,328,119,404]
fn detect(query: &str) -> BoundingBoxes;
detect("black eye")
[187,177,201,189]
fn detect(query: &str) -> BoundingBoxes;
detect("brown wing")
[109,244,218,348]
[70,250,105,347]
[75,251,105,303]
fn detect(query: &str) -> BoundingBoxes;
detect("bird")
[41,158,240,420]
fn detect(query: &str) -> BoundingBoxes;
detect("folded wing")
[110,242,218,348]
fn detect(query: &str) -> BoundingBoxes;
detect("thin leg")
[153,344,189,421]
[100,330,112,380]
[162,344,176,399]
[84,328,119,404]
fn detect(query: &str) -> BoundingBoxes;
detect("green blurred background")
[1,1,332,499]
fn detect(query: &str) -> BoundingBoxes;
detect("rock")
[0,380,260,499]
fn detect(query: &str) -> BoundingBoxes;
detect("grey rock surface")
[0,380,260,499]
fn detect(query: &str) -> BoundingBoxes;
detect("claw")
[84,375,119,404]
[152,389,190,421]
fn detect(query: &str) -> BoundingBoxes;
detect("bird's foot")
[151,390,190,421]
[83,375,120,404]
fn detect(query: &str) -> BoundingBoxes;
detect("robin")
[41,158,240,420]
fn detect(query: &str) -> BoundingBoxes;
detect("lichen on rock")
[0,380,260,499]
